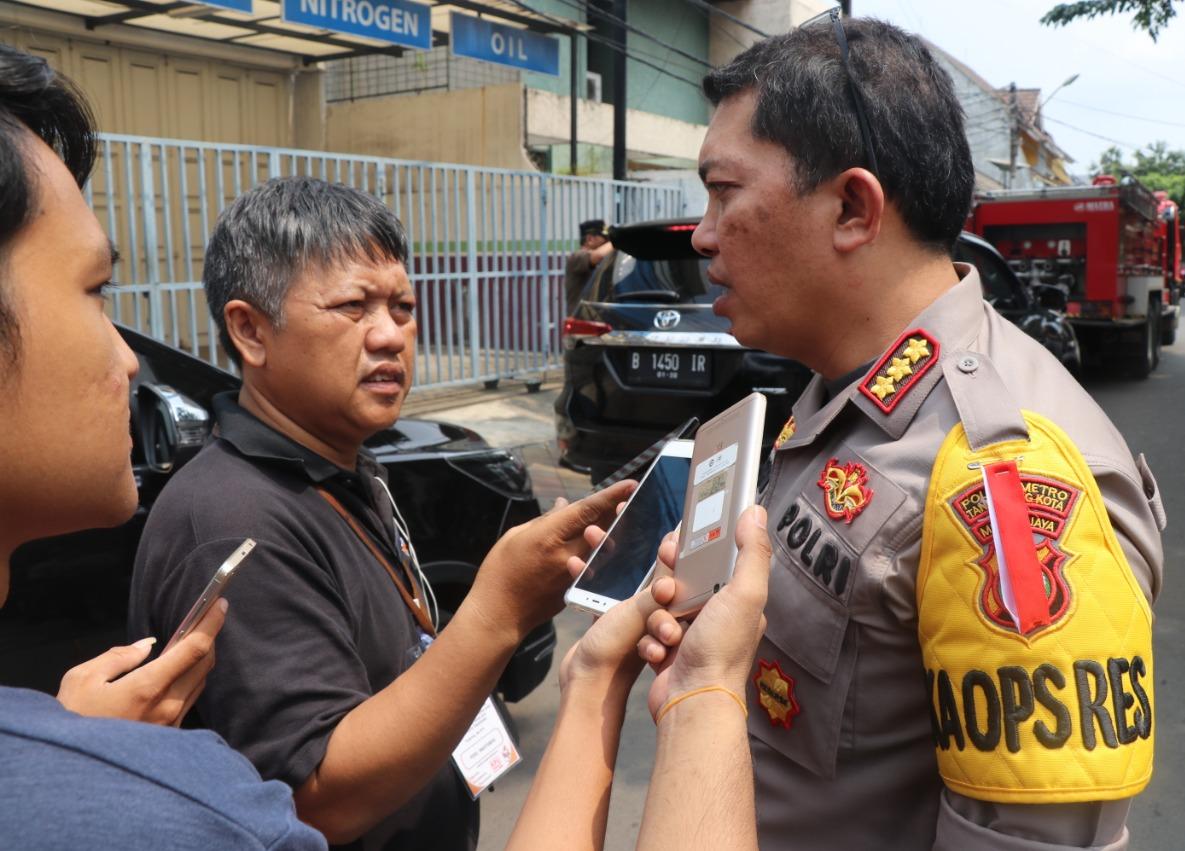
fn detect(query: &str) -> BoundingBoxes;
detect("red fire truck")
[968,175,1181,377]
[1155,190,1182,306]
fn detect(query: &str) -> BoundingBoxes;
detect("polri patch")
[817,458,873,524]
[754,658,801,729]
[859,329,940,414]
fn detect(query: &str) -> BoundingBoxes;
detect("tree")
[1041,0,1180,41]
[1091,143,1185,207]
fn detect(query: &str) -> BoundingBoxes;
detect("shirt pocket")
[747,531,860,781]
[748,445,909,779]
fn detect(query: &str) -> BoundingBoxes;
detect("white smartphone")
[163,538,256,653]
[669,393,767,617]
[565,440,694,615]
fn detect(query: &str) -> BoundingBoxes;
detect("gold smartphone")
[668,393,766,617]
[163,538,256,653]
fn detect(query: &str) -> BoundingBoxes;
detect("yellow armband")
[917,411,1154,804]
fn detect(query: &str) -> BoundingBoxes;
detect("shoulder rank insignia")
[817,458,873,524]
[773,415,796,450]
[753,659,801,729]
[859,328,940,414]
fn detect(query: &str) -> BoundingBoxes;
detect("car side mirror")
[137,383,211,473]
[1031,283,1068,312]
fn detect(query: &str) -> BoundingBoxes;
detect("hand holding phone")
[641,505,772,714]
[668,393,766,617]
[56,585,233,726]
[565,440,693,615]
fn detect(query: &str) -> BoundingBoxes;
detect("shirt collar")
[212,392,383,486]
[779,264,986,449]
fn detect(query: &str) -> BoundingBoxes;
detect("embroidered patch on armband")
[754,659,801,730]
[950,472,1078,637]
[859,329,940,414]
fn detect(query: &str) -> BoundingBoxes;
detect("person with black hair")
[128,174,634,850]
[646,13,1165,850]
[0,42,326,849]
[564,218,613,310]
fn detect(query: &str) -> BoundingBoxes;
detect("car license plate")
[625,349,711,389]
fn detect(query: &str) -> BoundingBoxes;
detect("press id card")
[685,442,738,555]
[451,697,522,799]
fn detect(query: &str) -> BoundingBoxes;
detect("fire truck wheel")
[1135,298,1161,378]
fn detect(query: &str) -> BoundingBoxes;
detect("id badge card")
[451,697,521,799]
[404,634,521,797]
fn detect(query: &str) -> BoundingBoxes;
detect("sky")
[856,0,1185,173]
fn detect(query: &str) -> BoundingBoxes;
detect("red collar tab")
[859,329,941,414]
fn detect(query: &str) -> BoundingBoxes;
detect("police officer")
[682,14,1164,850]
[564,218,613,311]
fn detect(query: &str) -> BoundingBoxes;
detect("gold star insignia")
[903,338,931,363]
[885,356,913,382]
[871,374,896,400]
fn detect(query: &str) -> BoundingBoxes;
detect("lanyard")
[316,486,436,637]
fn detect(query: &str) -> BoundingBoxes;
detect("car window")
[592,252,725,305]
[954,240,1025,310]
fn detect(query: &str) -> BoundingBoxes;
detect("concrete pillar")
[293,68,326,151]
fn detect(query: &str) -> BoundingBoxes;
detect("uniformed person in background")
[651,12,1165,850]
[564,218,613,311]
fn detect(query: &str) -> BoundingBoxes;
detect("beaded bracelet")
[654,685,748,725]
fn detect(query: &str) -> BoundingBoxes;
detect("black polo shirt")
[128,394,478,851]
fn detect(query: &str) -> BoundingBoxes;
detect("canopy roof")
[10,0,584,63]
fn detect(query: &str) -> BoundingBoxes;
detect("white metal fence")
[88,133,684,388]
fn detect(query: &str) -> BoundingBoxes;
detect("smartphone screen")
[572,453,692,603]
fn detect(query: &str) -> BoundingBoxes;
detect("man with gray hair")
[129,176,631,850]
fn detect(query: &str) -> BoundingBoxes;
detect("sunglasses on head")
[800,7,880,176]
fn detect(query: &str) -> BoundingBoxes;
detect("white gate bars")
[86,133,684,388]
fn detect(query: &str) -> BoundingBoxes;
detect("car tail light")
[1072,300,1115,319]
[563,318,612,337]
[663,223,698,232]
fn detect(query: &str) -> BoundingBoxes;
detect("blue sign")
[201,0,252,11]
[450,12,560,76]
[282,0,431,50]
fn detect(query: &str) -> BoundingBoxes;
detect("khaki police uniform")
[565,247,598,310]
[750,265,1165,850]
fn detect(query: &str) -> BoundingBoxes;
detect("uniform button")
[957,355,980,373]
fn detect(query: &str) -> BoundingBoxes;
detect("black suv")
[2,326,552,704]
[556,220,1081,482]
[555,218,813,482]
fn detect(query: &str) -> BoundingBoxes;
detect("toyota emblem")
[654,310,681,330]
